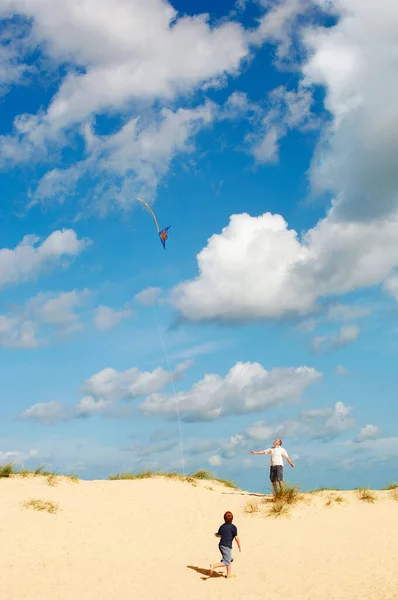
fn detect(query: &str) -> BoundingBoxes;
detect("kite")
[137,197,171,249]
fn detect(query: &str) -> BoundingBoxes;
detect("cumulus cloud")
[0,0,248,130]
[171,0,398,323]
[246,401,355,444]
[30,103,215,212]
[138,361,321,422]
[355,424,382,443]
[248,83,317,163]
[19,360,193,424]
[26,289,90,334]
[0,229,88,290]
[19,401,72,425]
[135,287,162,306]
[311,325,360,354]
[0,315,39,349]
[172,211,398,322]
[93,305,134,331]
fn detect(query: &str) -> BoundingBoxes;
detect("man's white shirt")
[264,446,288,466]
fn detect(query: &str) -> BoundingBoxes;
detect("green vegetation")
[325,493,346,507]
[244,499,260,514]
[108,469,239,489]
[22,499,59,514]
[0,462,79,482]
[355,488,377,503]
[381,482,398,490]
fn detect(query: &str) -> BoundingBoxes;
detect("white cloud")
[19,401,71,425]
[0,229,88,290]
[26,289,89,334]
[383,275,398,303]
[82,360,191,403]
[93,305,134,331]
[172,211,398,322]
[138,361,321,422]
[135,287,162,306]
[246,401,355,444]
[19,360,192,423]
[355,424,382,443]
[249,0,311,61]
[0,0,249,176]
[0,315,39,349]
[0,448,38,463]
[208,455,223,466]
[311,325,360,354]
[248,83,316,163]
[29,102,215,212]
[327,304,371,322]
[171,0,398,323]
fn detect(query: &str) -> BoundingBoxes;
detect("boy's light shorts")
[219,545,233,566]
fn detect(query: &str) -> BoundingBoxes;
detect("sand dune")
[0,475,397,600]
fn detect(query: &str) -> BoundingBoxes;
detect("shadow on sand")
[186,565,225,580]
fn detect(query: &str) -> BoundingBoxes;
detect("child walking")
[210,511,241,579]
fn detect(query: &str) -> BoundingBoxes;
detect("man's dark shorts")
[270,465,283,482]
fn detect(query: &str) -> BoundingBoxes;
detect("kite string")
[152,300,185,476]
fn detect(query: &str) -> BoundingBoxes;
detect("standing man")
[250,439,294,494]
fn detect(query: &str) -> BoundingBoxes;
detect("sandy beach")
[0,475,397,600]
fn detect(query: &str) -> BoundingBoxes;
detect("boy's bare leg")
[279,480,284,490]
[210,562,224,576]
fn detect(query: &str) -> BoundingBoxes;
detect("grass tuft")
[273,484,303,506]
[108,469,239,489]
[244,499,260,514]
[355,488,377,503]
[310,486,341,494]
[0,462,14,478]
[22,499,59,514]
[267,501,291,519]
[46,474,58,486]
[325,493,346,508]
[381,482,398,490]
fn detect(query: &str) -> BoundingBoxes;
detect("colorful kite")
[137,197,171,249]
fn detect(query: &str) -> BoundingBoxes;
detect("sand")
[0,475,397,600]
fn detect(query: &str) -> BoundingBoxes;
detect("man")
[250,439,294,493]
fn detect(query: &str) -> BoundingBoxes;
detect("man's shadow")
[186,565,224,580]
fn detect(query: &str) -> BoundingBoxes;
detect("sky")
[1,0,398,493]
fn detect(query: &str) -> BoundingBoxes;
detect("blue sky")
[1,0,398,492]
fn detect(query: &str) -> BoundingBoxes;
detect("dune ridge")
[1,472,397,600]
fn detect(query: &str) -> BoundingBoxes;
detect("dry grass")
[325,493,346,507]
[108,469,239,489]
[274,484,304,506]
[267,501,291,518]
[382,482,398,491]
[46,474,58,486]
[244,499,260,514]
[310,487,341,494]
[356,488,377,503]
[22,499,59,514]
[389,487,398,502]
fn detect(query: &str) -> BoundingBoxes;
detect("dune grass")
[0,462,79,482]
[325,493,346,507]
[355,488,377,503]
[310,487,341,494]
[22,499,59,514]
[244,499,260,514]
[381,482,398,490]
[265,484,305,518]
[108,469,239,489]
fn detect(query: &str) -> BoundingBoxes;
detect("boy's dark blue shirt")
[217,523,238,548]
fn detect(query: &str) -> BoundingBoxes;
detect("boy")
[250,438,294,493]
[210,511,241,579]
